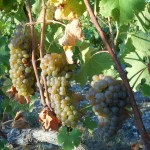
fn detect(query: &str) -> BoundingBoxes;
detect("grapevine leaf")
[102,66,119,78]
[69,129,82,147]
[120,32,150,95]
[83,117,98,131]
[135,4,150,32]
[131,32,150,52]
[32,0,42,15]
[118,25,130,40]
[120,38,135,59]
[57,127,68,145]
[0,37,10,76]
[0,37,10,65]
[124,51,149,91]
[54,0,86,20]
[75,52,113,85]
[100,0,146,24]
[45,25,64,53]
[0,0,18,11]
[121,32,150,59]
[57,127,82,150]
[141,84,150,97]
[79,41,99,63]
[71,0,86,16]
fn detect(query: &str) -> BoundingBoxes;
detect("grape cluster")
[40,53,79,128]
[86,75,130,138]
[9,25,35,99]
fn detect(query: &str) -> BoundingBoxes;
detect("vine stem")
[114,22,119,46]
[108,17,115,53]
[83,0,150,149]
[26,20,66,26]
[27,0,46,106]
[40,0,52,111]
[2,119,13,125]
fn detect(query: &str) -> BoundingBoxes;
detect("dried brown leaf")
[59,19,84,46]
[6,86,30,104]
[39,107,61,131]
[12,117,30,129]
[14,111,23,121]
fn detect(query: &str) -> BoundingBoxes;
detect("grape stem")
[39,0,53,111]
[27,0,46,106]
[79,105,92,112]
[2,119,14,125]
[23,4,29,21]
[83,0,150,149]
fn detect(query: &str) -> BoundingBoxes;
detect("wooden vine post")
[83,0,150,149]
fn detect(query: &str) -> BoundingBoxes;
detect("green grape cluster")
[86,75,130,138]
[40,53,79,128]
[9,25,35,99]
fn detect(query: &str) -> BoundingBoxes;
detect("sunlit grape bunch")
[41,53,79,128]
[9,25,35,100]
[86,75,130,138]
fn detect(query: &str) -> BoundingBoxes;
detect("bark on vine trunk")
[83,0,150,149]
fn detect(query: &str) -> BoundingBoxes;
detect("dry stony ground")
[0,89,150,150]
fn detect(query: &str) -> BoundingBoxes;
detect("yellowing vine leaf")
[37,1,54,22]
[52,0,85,20]
[63,46,74,64]
[55,6,76,21]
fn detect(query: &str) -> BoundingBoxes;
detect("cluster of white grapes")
[9,25,35,99]
[86,75,130,137]
[40,53,79,128]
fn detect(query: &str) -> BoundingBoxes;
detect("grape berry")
[40,53,79,128]
[86,75,130,138]
[9,25,35,100]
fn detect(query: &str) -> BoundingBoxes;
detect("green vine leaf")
[57,127,82,150]
[135,4,150,32]
[124,51,149,91]
[0,37,10,77]
[102,66,119,78]
[100,0,146,24]
[75,52,114,85]
[141,84,150,97]
[0,0,18,11]
[70,0,86,16]
[32,0,42,15]
[45,25,64,53]
[83,117,98,131]
[123,32,150,95]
